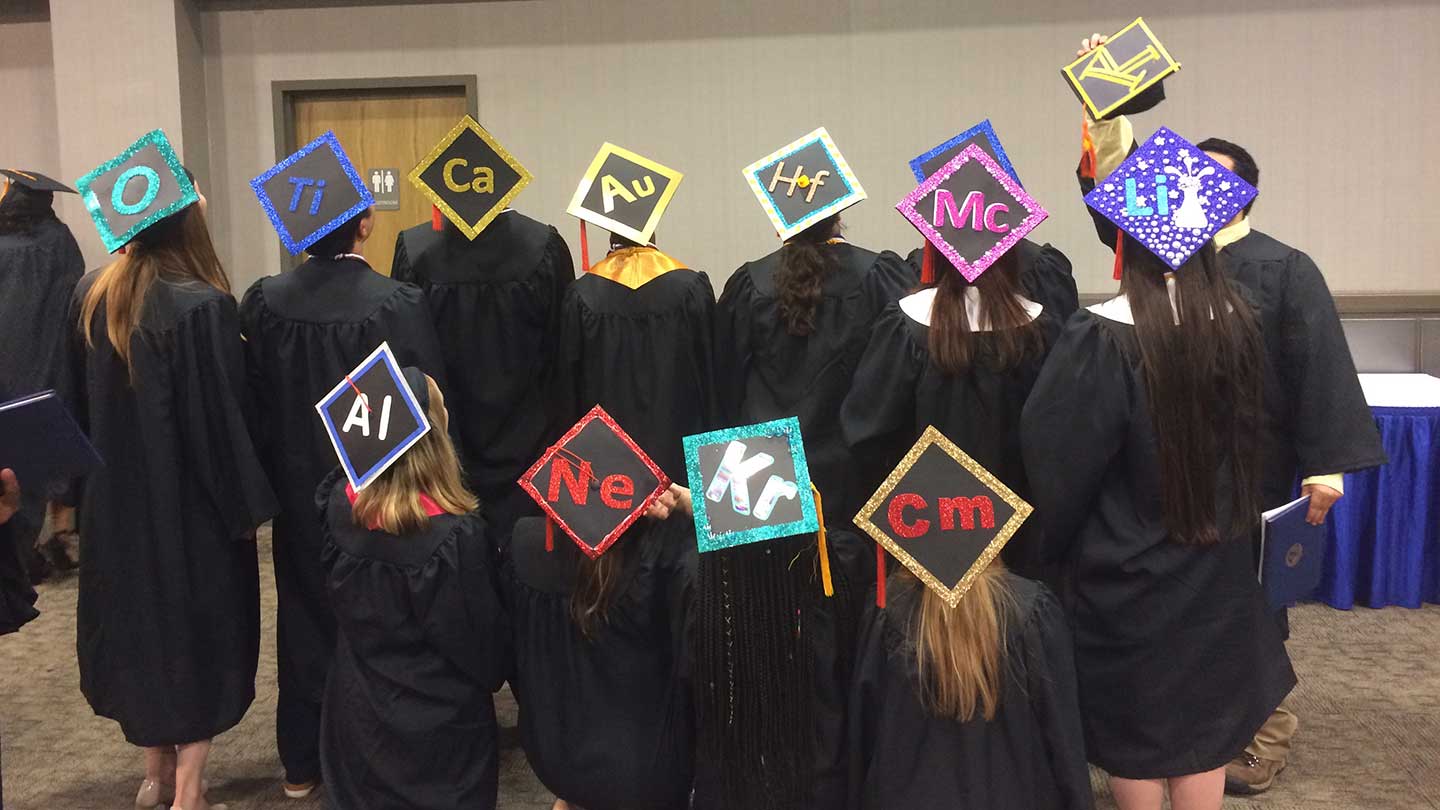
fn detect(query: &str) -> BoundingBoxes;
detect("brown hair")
[928,249,1046,375]
[775,214,841,336]
[906,562,1015,722]
[1121,245,1264,544]
[78,199,230,374]
[571,540,631,637]
[351,377,478,534]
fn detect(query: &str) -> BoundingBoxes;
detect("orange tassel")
[580,221,590,272]
[432,205,443,231]
[1113,230,1125,281]
[811,484,833,598]
[920,241,936,285]
[117,246,127,255]
[545,516,555,552]
[875,544,887,608]
[1079,116,1097,182]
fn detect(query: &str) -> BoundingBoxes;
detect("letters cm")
[887,493,995,539]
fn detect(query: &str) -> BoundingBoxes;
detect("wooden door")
[288,86,468,276]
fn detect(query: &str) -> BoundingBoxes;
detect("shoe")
[283,780,318,799]
[1224,752,1287,795]
[135,779,175,808]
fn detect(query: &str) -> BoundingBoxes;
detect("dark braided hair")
[774,214,841,336]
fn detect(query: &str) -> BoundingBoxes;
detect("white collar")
[899,286,1042,330]
[1088,276,1228,325]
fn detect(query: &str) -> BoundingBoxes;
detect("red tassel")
[875,544,887,608]
[431,205,443,231]
[579,221,590,272]
[1112,230,1125,281]
[117,246,127,255]
[920,241,936,285]
[545,516,555,553]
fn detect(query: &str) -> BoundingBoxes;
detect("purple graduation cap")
[1084,126,1257,270]
[896,143,1047,282]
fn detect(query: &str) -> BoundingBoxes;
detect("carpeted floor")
[2,529,1437,809]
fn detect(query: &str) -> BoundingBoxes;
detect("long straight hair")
[906,561,1015,722]
[352,377,477,535]
[928,249,1045,375]
[774,214,841,336]
[77,199,229,373]
[1120,245,1264,544]
[571,534,636,637]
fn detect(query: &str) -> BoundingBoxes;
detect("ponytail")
[775,215,841,336]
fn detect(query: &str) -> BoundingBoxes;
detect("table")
[1316,374,1440,609]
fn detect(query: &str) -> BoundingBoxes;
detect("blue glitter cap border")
[250,130,376,256]
[908,119,1021,187]
[75,129,198,254]
[681,415,820,553]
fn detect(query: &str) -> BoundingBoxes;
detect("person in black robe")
[847,570,1092,810]
[504,511,697,810]
[318,369,507,810]
[842,247,1067,580]
[0,175,86,578]
[65,191,276,810]
[716,215,914,522]
[554,232,717,481]
[1020,244,1295,809]
[904,238,1078,323]
[392,212,574,543]
[0,467,40,810]
[240,207,447,797]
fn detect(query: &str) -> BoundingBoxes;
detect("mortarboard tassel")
[579,221,591,273]
[545,515,555,553]
[920,241,937,285]
[117,246,127,255]
[1079,116,1097,182]
[875,544,886,608]
[1113,230,1125,281]
[811,484,833,598]
[432,205,444,231]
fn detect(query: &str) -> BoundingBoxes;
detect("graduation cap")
[518,405,670,558]
[1084,126,1257,270]
[314,342,431,491]
[1,169,76,195]
[409,115,532,240]
[909,120,1020,186]
[567,142,682,247]
[75,130,198,253]
[897,142,1047,282]
[682,417,819,553]
[251,130,374,256]
[854,426,1032,608]
[743,127,866,241]
[1062,17,1180,121]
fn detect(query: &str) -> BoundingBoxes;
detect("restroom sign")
[369,168,401,211]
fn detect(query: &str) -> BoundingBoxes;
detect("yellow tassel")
[812,484,834,598]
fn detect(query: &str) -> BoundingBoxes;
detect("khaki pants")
[1246,699,1298,763]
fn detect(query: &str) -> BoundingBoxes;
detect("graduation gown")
[1019,307,1296,778]
[840,291,1061,578]
[905,239,1078,323]
[555,248,718,481]
[0,513,36,810]
[392,214,574,538]
[717,243,914,520]
[504,515,697,810]
[847,574,1093,810]
[65,273,277,746]
[317,468,508,810]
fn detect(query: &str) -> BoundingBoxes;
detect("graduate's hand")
[645,484,693,521]
[1077,33,1109,58]
[1301,483,1342,526]
[0,469,20,526]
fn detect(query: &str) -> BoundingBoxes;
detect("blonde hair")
[352,377,477,534]
[79,203,230,374]
[908,561,1015,722]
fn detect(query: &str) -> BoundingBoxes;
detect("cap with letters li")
[682,417,819,553]
[743,127,866,241]
[1084,126,1257,270]
[853,426,1032,608]
[315,342,431,492]
[566,143,682,246]
[518,405,670,558]
[75,129,198,253]
[1,169,76,195]
[410,115,532,240]
[251,130,374,256]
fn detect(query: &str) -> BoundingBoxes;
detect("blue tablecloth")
[1317,405,1440,609]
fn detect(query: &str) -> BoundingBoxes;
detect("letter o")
[112,166,161,216]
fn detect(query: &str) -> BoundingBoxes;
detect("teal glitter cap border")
[75,129,197,254]
[681,416,819,553]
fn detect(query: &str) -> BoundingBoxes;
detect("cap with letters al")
[682,417,819,553]
[854,426,1032,607]
[251,130,374,256]
[410,115,532,240]
[743,127,866,240]
[518,405,670,558]
[75,130,198,253]
[315,343,430,491]
[566,143,682,246]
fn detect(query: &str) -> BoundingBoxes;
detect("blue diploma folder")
[1259,495,1327,611]
[0,390,102,489]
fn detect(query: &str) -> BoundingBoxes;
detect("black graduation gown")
[840,300,1061,578]
[847,574,1093,810]
[317,469,508,810]
[905,239,1078,323]
[716,243,914,520]
[238,255,447,777]
[1019,309,1296,779]
[65,273,277,746]
[504,515,697,810]
[555,265,717,481]
[393,214,574,539]
[0,515,35,810]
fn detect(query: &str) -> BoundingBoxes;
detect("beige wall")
[0,14,59,192]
